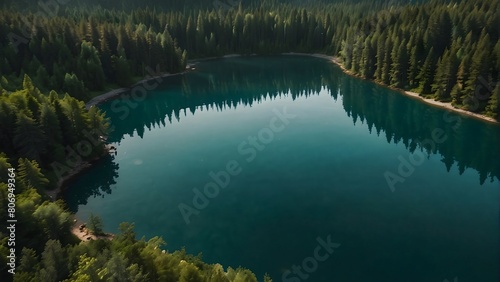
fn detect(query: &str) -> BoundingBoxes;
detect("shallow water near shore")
[64,56,500,281]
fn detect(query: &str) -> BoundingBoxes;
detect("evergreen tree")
[38,240,69,282]
[88,213,104,235]
[381,37,393,85]
[39,103,65,161]
[53,99,78,146]
[486,83,500,118]
[390,39,408,88]
[62,73,87,101]
[375,33,386,81]
[0,101,16,156]
[112,53,133,87]
[13,112,47,163]
[17,158,49,191]
[417,47,435,95]
[77,42,106,91]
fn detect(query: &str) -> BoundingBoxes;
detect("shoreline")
[71,219,114,242]
[75,53,498,196]
[75,52,497,204]
[64,52,497,239]
[282,52,499,125]
[86,54,264,109]
[46,144,114,200]
[85,71,190,109]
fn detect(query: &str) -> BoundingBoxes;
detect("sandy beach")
[71,219,114,242]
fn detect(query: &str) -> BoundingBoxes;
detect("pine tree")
[13,112,47,163]
[375,33,386,81]
[38,240,69,281]
[361,36,375,79]
[457,53,472,91]
[17,158,49,191]
[62,96,90,141]
[77,42,105,91]
[351,35,364,73]
[417,47,435,95]
[464,31,492,97]
[390,39,408,88]
[432,54,446,100]
[88,213,104,235]
[408,45,420,89]
[340,29,355,70]
[0,155,12,184]
[112,55,133,87]
[0,101,16,156]
[62,73,87,101]
[432,47,459,101]
[100,25,114,81]
[486,83,500,118]
[53,100,78,146]
[381,36,393,85]
[450,84,463,106]
[39,103,65,161]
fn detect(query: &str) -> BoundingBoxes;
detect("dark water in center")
[65,56,500,282]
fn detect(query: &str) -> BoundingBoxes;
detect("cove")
[64,56,500,282]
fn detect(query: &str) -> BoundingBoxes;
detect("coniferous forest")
[0,0,499,281]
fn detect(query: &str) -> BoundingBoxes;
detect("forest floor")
[283,52,499,125]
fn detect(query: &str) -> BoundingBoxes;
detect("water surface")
[65,56,500,282]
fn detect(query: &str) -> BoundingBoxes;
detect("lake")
[64,56,500,282]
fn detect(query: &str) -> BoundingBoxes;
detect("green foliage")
[333,0,498,116]
[417,47,436,95]
[64,255,102,282]
[0,78,109,172]
[18,248,39,273]
[263,273,273,282]
[33,202,73,241]
[0,1,498,281]
[10,218,267,281]
[179,261,204,282]
[0,0,497,120]
[77,42,106,91]
[112,55,133,87]
[486,83,500,118]
[17,158,49,192]
[63,73,88,101]
[233,268,258,282]
[88,213,104,235]
[13,112,47,163]
[15,248,40,281]
[39,240,69,282]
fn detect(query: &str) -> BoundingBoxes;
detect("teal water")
[65,56,500,282]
